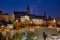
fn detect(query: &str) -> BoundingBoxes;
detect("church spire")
[44,9,46,17]
[26,4,30,14]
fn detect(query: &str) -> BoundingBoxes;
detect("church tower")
[26,4,30,14]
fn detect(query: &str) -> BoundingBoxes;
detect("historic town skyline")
[0,0,60,18]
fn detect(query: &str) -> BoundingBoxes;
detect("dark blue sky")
[0,0,60,18]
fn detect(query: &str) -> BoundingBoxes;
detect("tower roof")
[27,4,30,9]
[26,4,30,14]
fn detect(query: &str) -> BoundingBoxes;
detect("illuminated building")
[21,15,30,21]
[0,12,10,22]
[32,18,44,26]
[14,5,47,27]
[14,4,30,20]
[55,17,60,27]
[31,10,47,27]
[0,11,10,26]
[14,11,27,20]
[48,16,56,28]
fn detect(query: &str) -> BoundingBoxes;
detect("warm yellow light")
[53,19,56,23]
[15,20,18,22]
[48,25,53,28]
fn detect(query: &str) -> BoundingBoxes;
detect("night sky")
[0,0,60,18]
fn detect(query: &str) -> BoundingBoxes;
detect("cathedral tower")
[26,4,30,14]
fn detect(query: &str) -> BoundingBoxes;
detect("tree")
[9,17,14,24]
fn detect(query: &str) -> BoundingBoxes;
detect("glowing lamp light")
[53,19,56,23]
[15,20,18,22]
[48,25,53,28]
[29,28,35,32]
[1,25,4,28]
[36,20,38,22]
[21,18,25,22]
[7,24,13,28]
[30,21,32,24]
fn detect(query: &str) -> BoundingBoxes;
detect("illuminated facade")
[0,12,10,25]
[48,16,56,28]
[0,5,58,28]
[14,5,47,27]
[56,17,60,27]
[32,19,44,25]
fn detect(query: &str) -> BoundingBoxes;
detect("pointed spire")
[44,9,46,17]
[27,4,30,9]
